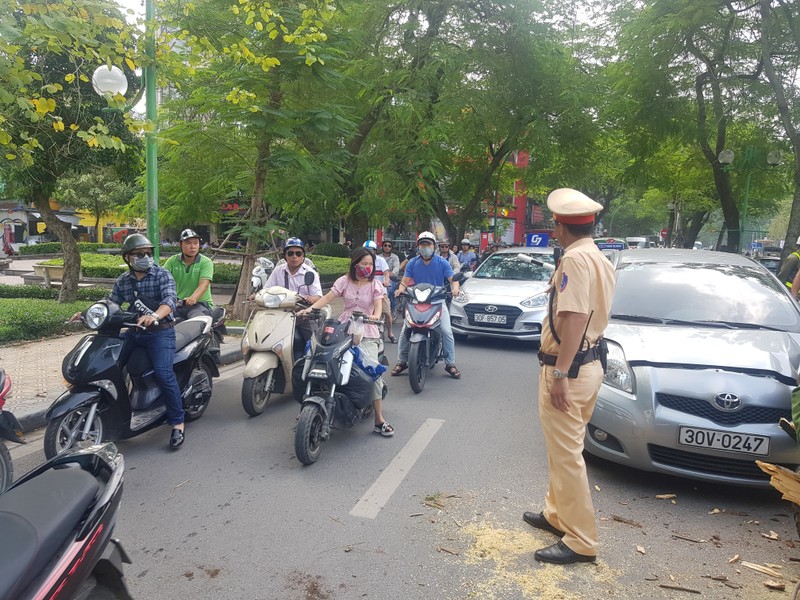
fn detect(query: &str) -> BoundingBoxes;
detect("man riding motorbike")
[263,237,323,346]
[392,231,462,379]
[73,233,187,449]
[164,228,214,320]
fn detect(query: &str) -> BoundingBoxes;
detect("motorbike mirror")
[304,271,315,287]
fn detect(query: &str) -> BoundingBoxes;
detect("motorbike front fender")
[410,332,428,344]
[300,395,328,418]
[243,352,280,379]
[0,411,25,444]
[45,387,102,421]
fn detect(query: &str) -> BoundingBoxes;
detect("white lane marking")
[216,364,245,382]
[350,418,445,519]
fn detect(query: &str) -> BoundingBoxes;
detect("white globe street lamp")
[91,65,128,97]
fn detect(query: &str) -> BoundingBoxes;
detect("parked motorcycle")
[175,302,227,363]
[241,272,330,416]
[294,311,386,465]
[0,369,25,493]
[250,256,275,295]
[43,300,219,458]
[0,442,131,600]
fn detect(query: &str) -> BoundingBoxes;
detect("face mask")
[419,246,434,259]
[131,255,154,272]
[355,264,373,278]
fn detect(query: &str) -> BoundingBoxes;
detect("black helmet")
[180,228,201,242]
[121,233,154,255]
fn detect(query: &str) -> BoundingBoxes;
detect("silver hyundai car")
[450,247,554,341]
[586,249,800,487]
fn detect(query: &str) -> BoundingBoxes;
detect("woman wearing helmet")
[164,228,215,320]
[104,233,187,448]
[363,241,395,343]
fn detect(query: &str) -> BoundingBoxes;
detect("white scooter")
[240,272,330,416]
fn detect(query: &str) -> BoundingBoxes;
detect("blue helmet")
[284,237,305,251]
[363,240,378,250]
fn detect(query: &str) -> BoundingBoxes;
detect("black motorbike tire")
[0,442,12,493]
[44,408,105,459]
[408,341,427,394]
[295,404,324,465]
[184,362,213,422]
[83,575,128,600]
[241,370,274,416]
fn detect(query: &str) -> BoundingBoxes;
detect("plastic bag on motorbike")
[340,359,375,410]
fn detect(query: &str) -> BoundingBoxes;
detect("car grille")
[463,304,521,329]
[656,393,790,427]
[648,444,796,481]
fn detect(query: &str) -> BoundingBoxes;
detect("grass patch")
[0,298,92,343]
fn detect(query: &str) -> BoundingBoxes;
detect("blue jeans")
[122,327,185,425]
[388,279,398,312]
[398,302,456,366]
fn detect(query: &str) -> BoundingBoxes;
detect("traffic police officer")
[522,188,616,564]
[779,236,800,294]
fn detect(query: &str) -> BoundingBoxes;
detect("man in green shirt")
[164,228,214,320]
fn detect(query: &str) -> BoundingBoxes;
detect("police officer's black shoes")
[170,427,185,449]
[534,540,596,564]
[522,511,565,537]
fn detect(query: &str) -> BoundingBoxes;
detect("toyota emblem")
[713,393,741,411]
[484,305,498,313]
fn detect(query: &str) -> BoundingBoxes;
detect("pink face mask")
[355,264,373,278]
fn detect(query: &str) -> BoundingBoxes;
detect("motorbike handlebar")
[123,321,151,330]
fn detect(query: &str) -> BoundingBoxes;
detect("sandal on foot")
[387,335,397,344]
[391,363,408,376]
[445,364,461,379]
[374,422,395,437]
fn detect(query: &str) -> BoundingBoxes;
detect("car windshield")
[611,261,800,331]
[474,253,552,281]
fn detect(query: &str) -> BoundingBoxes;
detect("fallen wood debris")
[658,583,700,594]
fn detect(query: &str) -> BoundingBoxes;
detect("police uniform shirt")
[540,238,615,355]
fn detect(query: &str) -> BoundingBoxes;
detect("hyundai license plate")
[474,313,506,324]
[678,426,769,456]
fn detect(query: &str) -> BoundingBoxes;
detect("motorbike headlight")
[453,289,469,304]
[413,288,432,302]
[85,303,109,330]
[520,293,547,308]
[603,340,635,394]
[257,292,285,308]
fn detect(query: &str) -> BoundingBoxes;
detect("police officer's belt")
[538,346,601,367]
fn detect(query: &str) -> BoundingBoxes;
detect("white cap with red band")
[547,188,603,225]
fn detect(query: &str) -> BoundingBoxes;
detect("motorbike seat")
[210,306,225,322]
[0,467,100,600]
[126,320,207,376]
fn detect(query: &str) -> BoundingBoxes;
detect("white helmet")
[417,231,436,244]
[460,238,471,245]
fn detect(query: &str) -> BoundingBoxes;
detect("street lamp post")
[91,0,159,259]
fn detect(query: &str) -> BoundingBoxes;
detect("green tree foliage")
[56,168,136,242]
[0,0,143,301]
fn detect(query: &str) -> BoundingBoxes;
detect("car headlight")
[453,289,469,304]
[84,303,109,330]
[603,340,635,394]
[520,292,547,308]
[256,292,286,308]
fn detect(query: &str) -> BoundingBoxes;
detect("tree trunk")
[33,189,81,302]
[230,138,271,321]
[94,212,101,243]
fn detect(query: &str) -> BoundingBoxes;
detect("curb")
[19,345,243,434]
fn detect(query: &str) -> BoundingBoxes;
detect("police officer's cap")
[547,188,603,225]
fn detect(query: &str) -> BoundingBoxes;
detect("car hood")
[606,323,800,385]
[462,278,549,300]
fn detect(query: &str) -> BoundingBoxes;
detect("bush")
[19,242,119,255]
[313,242,350,258]
[211,262,241,284]
[0,298,92,343]
[0,284,108,301]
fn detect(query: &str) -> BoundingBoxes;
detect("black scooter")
[0,442,131,600]
[43,300,219,458]
[0,369,25,492]
[294,312,385,465]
